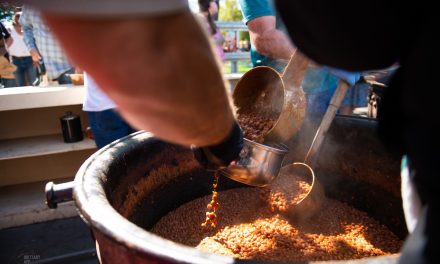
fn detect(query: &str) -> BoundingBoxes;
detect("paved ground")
[0,216,98,264]
[0,180,78,230]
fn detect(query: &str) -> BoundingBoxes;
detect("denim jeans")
[12,56,37,86]
[0,78,17,88]
[87,109,136,149]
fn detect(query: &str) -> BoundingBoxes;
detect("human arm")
[238,0,295,61]
[5,36,13,47]
[41,10,235,148]
[246,15,295,61]
[0,22,13,47]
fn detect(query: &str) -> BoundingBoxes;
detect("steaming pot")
[50,116,407,264]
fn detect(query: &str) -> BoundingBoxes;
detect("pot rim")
[73,131,234,264]
[73,125,401,264]
[244,138,289,154]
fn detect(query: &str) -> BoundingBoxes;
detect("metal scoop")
[220,139,289,187]
[221,51,309,187]
[282,80,351,223]
[232,50,310,144]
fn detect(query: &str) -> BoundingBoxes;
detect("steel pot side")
[73,116,406,264]
[73,131,235,264]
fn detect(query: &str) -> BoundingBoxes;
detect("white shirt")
[83,73,117,112]
[7,26,31,57]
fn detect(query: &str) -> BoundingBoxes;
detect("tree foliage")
[219,0,242,21]
[0,3,15,22]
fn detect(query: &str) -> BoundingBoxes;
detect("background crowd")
[0,1,379,148]
[1,5,75,88]
[0,1,378,152]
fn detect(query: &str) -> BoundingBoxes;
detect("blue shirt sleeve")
[238,0,275,24]
[19,6,38,52]
[323,66,362,86]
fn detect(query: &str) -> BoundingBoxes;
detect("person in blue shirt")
[238,0,361,114]
[20,5,74,84]
[274,0,438,262]
[0,21,17,88]
[238,0,294,73]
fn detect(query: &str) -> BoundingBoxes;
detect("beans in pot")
[151,170,402,262]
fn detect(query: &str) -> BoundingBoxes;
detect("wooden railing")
[217,21,251,73]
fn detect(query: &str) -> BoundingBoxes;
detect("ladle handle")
[281,50,309,91]
[304,80,350,164]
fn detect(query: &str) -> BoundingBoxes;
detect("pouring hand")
[192,121,243,171]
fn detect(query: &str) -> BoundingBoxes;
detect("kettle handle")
[45,181,74,209]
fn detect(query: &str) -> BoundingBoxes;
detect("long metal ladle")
[282,80,351,223]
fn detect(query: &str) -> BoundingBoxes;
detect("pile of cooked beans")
[237,112,277,143]
[151,170,402,262]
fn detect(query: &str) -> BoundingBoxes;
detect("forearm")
[246,15,295,61]
[252,28,295,60]
[42,11,235,147]
[5,37,13,47]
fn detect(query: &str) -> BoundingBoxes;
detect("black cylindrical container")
[60,111,83,143]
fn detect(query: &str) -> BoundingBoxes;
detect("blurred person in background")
[238,0,294,73]
[0,21,16,88]
[238,0,360,115]
[84,73,136,149]
[33,1,243,170]
[20,5,74,85]
[0,21,13,59]
[7,11,37,86]
[212,0,220,20]
[0,54,16,88]
[274,0,438,263]
[339,76,370,115]
[198,0,225,62]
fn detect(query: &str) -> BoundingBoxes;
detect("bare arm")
[5,35,13,47]
[247,16,295,60]
[0,23,13,47]
[42,11,235,147]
